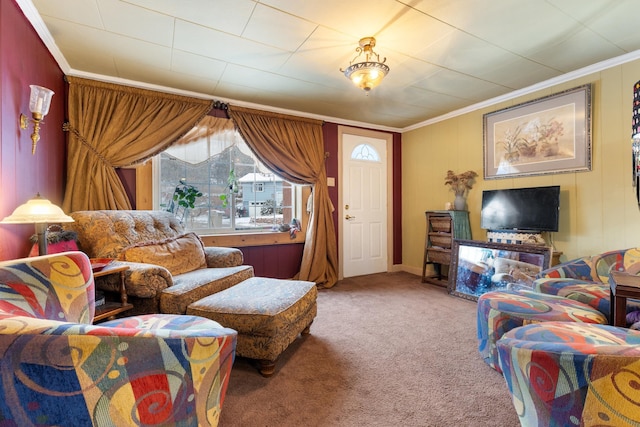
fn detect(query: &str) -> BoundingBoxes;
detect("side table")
[422,210,471,287]
[93,263,133,323]
[609,271,640,327]
[551,251,563,266]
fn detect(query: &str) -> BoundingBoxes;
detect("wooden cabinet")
[422,210,471,287]
[551,251,563,266]
[93,264,133,323]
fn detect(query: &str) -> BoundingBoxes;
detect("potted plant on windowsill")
[166,178,202,223]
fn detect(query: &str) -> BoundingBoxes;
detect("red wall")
[241,244,304,279]
[0,0,67,260]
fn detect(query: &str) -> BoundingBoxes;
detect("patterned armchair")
[0,251,237,426]
[533,247,640,322]
[497,321,640,426]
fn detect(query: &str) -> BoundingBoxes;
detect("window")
[351,143,381,161]
[154,128,302,235]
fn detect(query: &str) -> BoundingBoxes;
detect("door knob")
[345,214,356,220]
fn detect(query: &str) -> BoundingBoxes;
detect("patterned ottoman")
[477,289,607,373]
[187,277,317,377]
[497,322,640,427]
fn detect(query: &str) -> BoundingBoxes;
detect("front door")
[341,131,388,278]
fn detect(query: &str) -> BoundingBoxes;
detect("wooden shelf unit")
[422,210,471,287]
[93,264,133,323]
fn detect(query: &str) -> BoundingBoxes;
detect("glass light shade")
[28,85,54,117]
[344,62,390,92]
[1,194,73,224]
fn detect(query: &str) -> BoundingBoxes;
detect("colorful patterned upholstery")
[66,210,253,315]
[187,277,317,377]
[537,256,593,280]
[533,279,612,320]
[497,322,640,427]
[0,252,237,426]
[534,247,640,322]
[538,248,640,283]
[477,290,607,373]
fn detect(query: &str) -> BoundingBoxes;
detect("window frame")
[133,159,308,247]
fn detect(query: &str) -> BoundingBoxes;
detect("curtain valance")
[62,76,213,212]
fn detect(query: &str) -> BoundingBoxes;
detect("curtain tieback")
[63,122,113,167]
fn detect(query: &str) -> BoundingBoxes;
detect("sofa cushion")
[119,232,207,275]
[67,210,184,259]
[160,265,255,314]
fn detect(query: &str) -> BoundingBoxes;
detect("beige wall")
[402,58,640,274]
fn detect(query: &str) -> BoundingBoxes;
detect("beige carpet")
[219,271,520,427]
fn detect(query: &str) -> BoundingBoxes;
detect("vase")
[453,194,466,211]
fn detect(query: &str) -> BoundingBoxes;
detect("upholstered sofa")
[497,321,640,426]
[478,248,640,372]
[0,251,237,426]
[66,210,254,315]
[532,247,640,322]
[477,248,640,425]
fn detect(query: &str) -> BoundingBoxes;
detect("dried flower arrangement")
[444,170,478,196]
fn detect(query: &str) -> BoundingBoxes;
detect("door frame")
[338,125,394,280]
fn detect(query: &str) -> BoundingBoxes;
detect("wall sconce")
[0,193,73,256]
[19,85,55,155]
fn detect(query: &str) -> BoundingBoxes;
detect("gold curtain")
[62,76,213,212]
[172,115,236,146]
[228,106,338,288]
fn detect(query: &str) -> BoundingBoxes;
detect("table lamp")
[1,194,74,256]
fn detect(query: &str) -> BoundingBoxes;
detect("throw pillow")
[118,232,207,276]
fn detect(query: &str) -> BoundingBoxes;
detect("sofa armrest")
[532,277,597,295]
[536,256,594,281]
[204,246,244,268]
[95,261,174,298]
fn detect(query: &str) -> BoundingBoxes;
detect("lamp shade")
[1,194,73,224]
[343,62,389,92]
[28,85,54,117]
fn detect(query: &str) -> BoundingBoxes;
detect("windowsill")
[199,230,305,248]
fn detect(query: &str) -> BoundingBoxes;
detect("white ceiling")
[21,0,640,131]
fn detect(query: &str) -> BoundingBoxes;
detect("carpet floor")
[219,271,520,427]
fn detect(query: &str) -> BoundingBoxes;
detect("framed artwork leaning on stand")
[448,239,552,301]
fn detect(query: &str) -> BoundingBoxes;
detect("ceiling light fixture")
[341,37,390,92]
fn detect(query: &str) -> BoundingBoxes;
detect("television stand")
[487,230,562,266]
[487,230,545,245]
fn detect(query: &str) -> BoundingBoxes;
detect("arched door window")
[351,143,381,162]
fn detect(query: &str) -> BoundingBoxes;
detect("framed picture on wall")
[483,84,592,179]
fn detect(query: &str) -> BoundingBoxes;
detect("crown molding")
[402,49,640,133]
[17,0,71,73]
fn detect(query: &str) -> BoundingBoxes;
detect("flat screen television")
[480,185,560,232]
